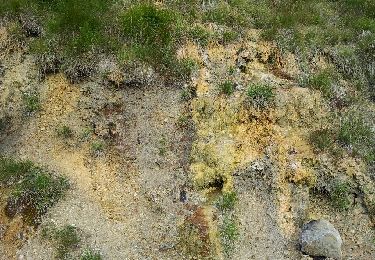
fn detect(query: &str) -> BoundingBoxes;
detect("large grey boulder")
[300,219,342,259]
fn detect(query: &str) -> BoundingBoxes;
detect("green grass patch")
[91,141,105,154]
[218,81,235,96]
[304,70,337,99]
[56,125,73,139]
[220,214,239,256]
[120,3,183,74]
[55,225,81,259]
[80,249,102,260]
[338,112,374,162]
[330,180,351,211]
[188,24,212,46]
[246,83,275,109]
[309,129,335,152]
[42,224,80,259]
[22,92,40,114]
[0,157,69,225]
[216,192,237,211]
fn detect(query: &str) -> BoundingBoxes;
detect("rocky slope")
[1,20,375,260]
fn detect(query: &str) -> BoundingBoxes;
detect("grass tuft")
[80,249,102,260]
[22,92,40,114]
[54,225,81,259]
[246,83,275,109]
[330,180,351,211]
[56,125,73,139]
[218,81,235,96]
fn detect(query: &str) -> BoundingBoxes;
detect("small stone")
[300,219,342,259]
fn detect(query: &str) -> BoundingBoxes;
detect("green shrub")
[246,83,275,108]
[330,180,351,211]
[80,249,102,260]
[54,225,80,259]
[218,81,235,96]
[23,92,40,114]
[57,125,73,139]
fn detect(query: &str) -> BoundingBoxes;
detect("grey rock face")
[300,219,342,259]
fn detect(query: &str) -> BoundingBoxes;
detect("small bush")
[306,70,335,99]
[246,83,275,108]
[57,125,73,139]
[330,180,351,211]
[80,249,102,260]
[22,92,40,114]
[218,81,235,96]
[54,225,80,259]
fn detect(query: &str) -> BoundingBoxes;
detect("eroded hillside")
[1,1,375,260]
